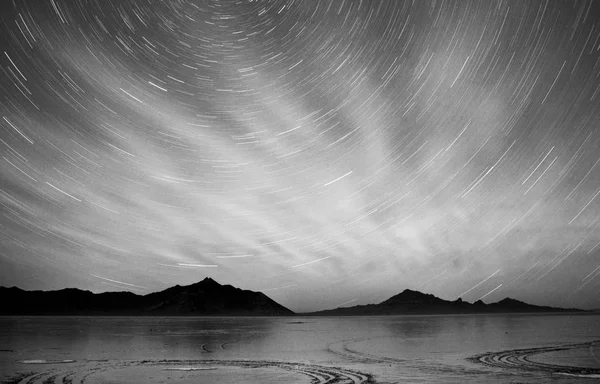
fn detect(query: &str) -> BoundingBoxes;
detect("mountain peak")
[494,297,528,306]
[392,288,433,299]
[500,297,520,302]
[380,288,443,306]
[305,288,581,316]
[0,278,294,316]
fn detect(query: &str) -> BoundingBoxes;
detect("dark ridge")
[0,279,294,316]
[302,291,584,316]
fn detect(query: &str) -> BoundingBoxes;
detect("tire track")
[468,340,600,377]
[4,359,376,384]
[328,338,407,365]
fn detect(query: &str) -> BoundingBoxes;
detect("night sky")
[1,0,600,312]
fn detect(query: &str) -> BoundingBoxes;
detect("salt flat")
[1,314,598,383]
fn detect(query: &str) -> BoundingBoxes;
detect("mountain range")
[304,289,582,315]
[0,278,293,316]
[0,278,583,316]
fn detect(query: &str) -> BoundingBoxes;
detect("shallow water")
[0,313,598,383]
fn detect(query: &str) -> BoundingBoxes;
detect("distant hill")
[303,289,583,315]
[0,278,294,316]
[0,283,585,316]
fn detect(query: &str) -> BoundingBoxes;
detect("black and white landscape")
[1,0,600,382]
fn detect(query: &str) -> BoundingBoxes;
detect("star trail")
[1,0,600,312]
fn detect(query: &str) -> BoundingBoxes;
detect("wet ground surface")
[468,340,600,378]
[3,359,375,384]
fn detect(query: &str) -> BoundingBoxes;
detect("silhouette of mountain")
[304,289,583,315]
[0,278,294,316]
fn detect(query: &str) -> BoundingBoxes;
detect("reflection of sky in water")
[0,316,598,383]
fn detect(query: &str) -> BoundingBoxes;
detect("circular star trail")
[1,0,600,311]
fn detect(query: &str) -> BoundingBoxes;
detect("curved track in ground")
[3,359,376,384]
[468,340,600,376]
[327,338,407,365]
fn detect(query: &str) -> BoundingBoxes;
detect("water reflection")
[1,314,598,384]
